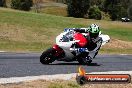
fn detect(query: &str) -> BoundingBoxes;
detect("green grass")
[48,81,80,88]
[100,48,132,54]
[103,28,132,41]
[39,7,67,17]
[0,8,132,53]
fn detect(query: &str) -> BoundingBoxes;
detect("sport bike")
[40,28,110,64]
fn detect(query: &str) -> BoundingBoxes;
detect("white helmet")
[89,24,100,38]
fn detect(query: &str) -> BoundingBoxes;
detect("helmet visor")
[89,32,99,38]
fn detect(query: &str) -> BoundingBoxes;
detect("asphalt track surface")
[0,52,132,78]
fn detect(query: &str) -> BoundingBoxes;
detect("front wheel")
[40,48,56,64]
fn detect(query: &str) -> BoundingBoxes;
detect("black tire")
[40,48,56,64]
[77,53,92,65]
[76,76,87,85]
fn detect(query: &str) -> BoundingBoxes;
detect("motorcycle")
[40,28,110,65]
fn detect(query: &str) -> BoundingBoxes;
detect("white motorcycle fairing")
[56,31,110,61]
[40,29,110,64]
[56,31,75,60]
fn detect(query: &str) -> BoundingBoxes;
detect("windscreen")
[60,31,74,42]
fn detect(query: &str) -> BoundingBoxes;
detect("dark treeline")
[0,0,6,7]
[67,0,132,20]
[0,0,131,21]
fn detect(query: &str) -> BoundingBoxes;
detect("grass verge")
[0,79,132,88]
[0,8,132,53]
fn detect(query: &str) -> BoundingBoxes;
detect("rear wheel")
[40,48,56,64]
[77,53,92,65]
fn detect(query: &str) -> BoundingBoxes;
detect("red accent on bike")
[74,32,88,47]
[53,44,62,51]
[53,44,64,56]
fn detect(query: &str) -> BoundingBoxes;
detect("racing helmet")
[88,24,100,38]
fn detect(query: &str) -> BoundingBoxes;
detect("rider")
[65,24,102,59]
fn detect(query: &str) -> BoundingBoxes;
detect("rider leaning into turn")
[76,24,102,50]
[66,24,103,60]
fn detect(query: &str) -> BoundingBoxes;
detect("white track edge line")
[0,71,132,84]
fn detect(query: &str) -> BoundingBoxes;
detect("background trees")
[88,6,101,20]
[67,0,131,21]
[103,0,130,20]
[2,0,132,21]
[0,0,6,7]
[128,0,132,20]
[67,0,90,18]
[11,0,33,11]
